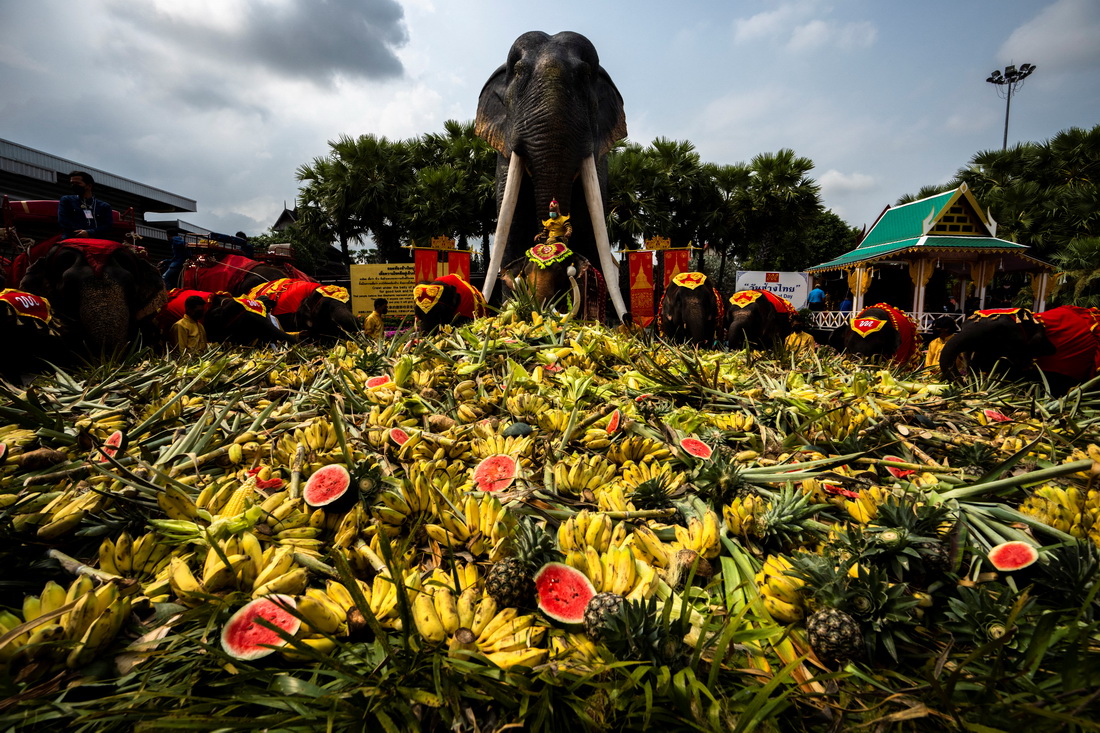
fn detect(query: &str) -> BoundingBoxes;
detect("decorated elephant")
[19,238,167,354]
[154,289,294,347]
[939,306,1100,394]
[181,253,313,296]
[0,288,66,380]
[832,303,920,364]
[500,243,606,321]
[476,30,628,321]
[726,289,798,348]
[246,278,357,340]
[658,272,725,346]
[414,273,489,333]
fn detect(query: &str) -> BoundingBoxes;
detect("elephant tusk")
[581,155,627,322]
[566,274,582,321]
[483,152,524,301]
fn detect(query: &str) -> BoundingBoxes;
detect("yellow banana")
[413,590,447,644]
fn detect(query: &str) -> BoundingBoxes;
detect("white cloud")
[734,3,812,43]
[818,170,876,193]
[734,2,876,52]
[1000,0,1100,74]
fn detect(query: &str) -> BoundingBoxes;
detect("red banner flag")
[447,250,471,282]
[414,249,438,283]
[662,248,690,290]
[627,250,655,327]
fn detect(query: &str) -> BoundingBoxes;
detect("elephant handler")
[534,199,572,245]
[363,298,388,339]
[785,315,815,353]
[925,316,958,369]
[59,171,114,240]
[170,295,208,352]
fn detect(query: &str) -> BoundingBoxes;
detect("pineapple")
[726,485,827,552]
[862,495,956,581]
[591,595,688,668]
[485,516,558,609]
[583,592,624,643]
[806,606,863,665]
[691,448,744,509]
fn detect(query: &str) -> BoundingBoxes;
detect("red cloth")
[1035,306,1100,381]
[248,278,348,316]
[862,303,919,364]
[0,288,51,322]
[436,273,487,319]
[59,239,127,277]
[183,254,260,292]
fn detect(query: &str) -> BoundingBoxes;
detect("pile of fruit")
[1,305,1098,731]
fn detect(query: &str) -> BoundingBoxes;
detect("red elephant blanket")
[182,254,261,293]
[0,288,51,323]
[156,289,269,331]
[437,273,488,319]
[855,303,920,364]
[1034,305,1100,381]
[728,289,796,320]
[247,278,349,316]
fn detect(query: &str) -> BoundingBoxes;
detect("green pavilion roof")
[806,184,1053,273]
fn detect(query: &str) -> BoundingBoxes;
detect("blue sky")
[2,0,1097,242]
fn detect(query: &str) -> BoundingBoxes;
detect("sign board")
[350,263,415,318]
[735,271,810,310]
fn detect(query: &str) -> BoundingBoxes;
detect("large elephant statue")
[726,289,798,348]
[658,272,725,346]
[414,273,489,333]
[19,238,167,354]
[832,303,920,364]
[939,306,1100,394]
[154,289,294,347]
[247,278,358,340]
[0,289,66,380]
[500,243,605,321]
[476,30,628,321]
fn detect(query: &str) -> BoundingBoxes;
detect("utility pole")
[986,63,1036,151]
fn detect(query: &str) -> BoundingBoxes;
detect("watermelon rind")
[988,540,1040,572]
[220,595,301,661]
[607,410,622,434]
[303,464,353,510]
[97,430,126,463]
[388,427,410,446]
[534,561,596,625]
[473,454,518,493]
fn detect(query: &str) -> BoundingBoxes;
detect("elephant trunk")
[727,311,753,348]
[80,279,129,355]
[939,332,969,379]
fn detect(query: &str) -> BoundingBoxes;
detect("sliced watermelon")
[606,409,622,434]
[220,595,301,661]
[988,540,1040,572]
[366,375,392,388]
[97,430,126,463]
[679,437,713,460]
[882,455,916,479]
[473,454,518,493]
[302,464,355,511]
[535,562,596,625]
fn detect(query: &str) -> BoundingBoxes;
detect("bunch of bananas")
[595,483,637,514]
[671,512,721,561]
[755,554,805,624]
[363,403,419,449]
[437,590,549,670]
[29,484,110,540]
[722,493,768,537]
[1,425,44,455]
[1,576,132,677]
[272,419,340,466]
[425,493,513,559]
[547,630,604,673]
[73,409,127,442]
[372,472,444,533]
[1019,484,1100,543]
[257,492,326,555]
[564,544,658,600]
[619,460,685,493]
[557,510,628,554]
[844,485,893,524]
[99,531,173,580]
[629,524,672,569]
[506,393,552,422]
[267,364,318,388]
[536,409,571,435]
[811,405,868,442]
[605,435,672,465]
[551,454,618,494]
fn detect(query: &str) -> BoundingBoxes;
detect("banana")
[113,532,134,576]
[252,567,309,598]
[584,546,603,591]
[413,590,446,644]
[456,587,480,629]
[252,547,296,591]
[298,592,345,635]
[476,607,520,645]
[433,587,460,636]
[762,594,804,624]
[66,595,131,670]
[62,588,100,641]
[22,594,43,626]
[158,485,202,521]
[169,557,205,601]
[39,581,68,616]
[484,647,548,671]
[470,596,499,638]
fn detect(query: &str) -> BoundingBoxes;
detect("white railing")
[809,310,967,333]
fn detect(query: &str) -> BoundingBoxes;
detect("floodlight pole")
[986,63,1036,151]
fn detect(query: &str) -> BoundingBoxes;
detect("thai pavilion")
[805,184,1057,332]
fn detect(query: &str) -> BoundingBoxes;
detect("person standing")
[807,283,826,311]
[235,231,255,258]
[839,292,853,314]
[58,171,113,240]
[163,232,189,287]
[170,296,208,352]
[363,298,387,339]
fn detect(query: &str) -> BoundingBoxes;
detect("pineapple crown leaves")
[944,584,1039,649]
[869,495,954,538]
[631,474,680,511]
[839,523,935,582]
[508,515,561,569]
[755,484,830,547]
[1030,539,1100,616]
[691,449,745,508]
[599,595,690,669]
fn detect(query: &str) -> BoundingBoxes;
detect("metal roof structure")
[807,184,1053,273]
[0,138,196,217]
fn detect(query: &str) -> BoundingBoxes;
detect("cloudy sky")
[2,0,1098,240]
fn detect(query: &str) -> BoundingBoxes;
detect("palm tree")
[1052,236,1100,307]
[737,149,821,268]
[606,142,655,251]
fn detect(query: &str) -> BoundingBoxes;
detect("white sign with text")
[735,271,810,310]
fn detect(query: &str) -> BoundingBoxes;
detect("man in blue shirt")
[807,284,826,311]
[58,171,113,240]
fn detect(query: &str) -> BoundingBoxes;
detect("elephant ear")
[475,64,509,155]
[594,69,627,156]
[119,248,169,322]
